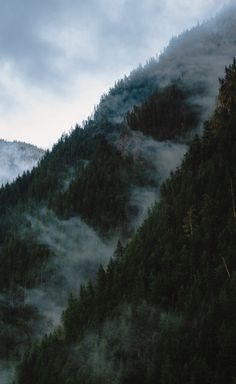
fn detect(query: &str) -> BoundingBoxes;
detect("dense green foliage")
[51,135,131,232]
[16,62,236,383]
[0,73,197,367]
[126,84,200,140]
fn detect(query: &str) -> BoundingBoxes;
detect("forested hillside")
[16,60,236,384]
[92,4,236,127]
[0,71,196,381]
[1,6,236,383]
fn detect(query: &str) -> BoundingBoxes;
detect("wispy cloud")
[23,209,117,327]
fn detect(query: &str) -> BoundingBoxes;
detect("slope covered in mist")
[0,140,44,186]
[17,59,236,384]
[0,85,191,384]
[95,3,236,128]
[0,4,236,383]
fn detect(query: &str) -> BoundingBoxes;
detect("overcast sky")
[0,0,230,148]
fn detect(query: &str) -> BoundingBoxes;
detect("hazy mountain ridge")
[0,5,236,383]
[17,58,236,384]
[0,139,44,186]
[94,4,236,129]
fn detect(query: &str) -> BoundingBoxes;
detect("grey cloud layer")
[0,0,157,89]
[0,1,60,84]
[0,0,229,91]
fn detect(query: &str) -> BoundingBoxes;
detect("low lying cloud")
[0,140,44,186]
[0,362,14,384]
[68,302,183,383]
[116,131,187,230]
[24,209,117,326]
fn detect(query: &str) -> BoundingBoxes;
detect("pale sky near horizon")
[0,0,230,148]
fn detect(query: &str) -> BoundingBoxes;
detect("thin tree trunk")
[222,257,231,279]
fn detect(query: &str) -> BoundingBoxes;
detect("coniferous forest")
[0,6,236,384]
[14,58,236,384]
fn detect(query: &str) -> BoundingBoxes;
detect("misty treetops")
[1,8,236,384]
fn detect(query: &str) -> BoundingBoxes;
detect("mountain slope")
[0,140,44,186]
[17,60,236,384]
[93,3,236,128]
[0,81,191,382]
[1,6,236,382]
